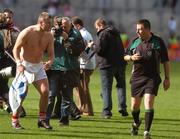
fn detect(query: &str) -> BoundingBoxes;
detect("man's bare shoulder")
[22,25,37,33]
[19,25,36,37]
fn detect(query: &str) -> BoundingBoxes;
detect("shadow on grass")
[77,117,132,124]
[153,118,180,126]
[1,110,180,139]
[1,129,179,139]
[0,129,131,139]
[71,124,130,130]
[0,132,102,139]
[152,134,180,139]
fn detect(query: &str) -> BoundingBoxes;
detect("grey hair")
[62,16,72,23]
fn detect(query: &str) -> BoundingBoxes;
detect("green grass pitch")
[0,62,180,139]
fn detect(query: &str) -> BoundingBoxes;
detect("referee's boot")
[131,119,142,136]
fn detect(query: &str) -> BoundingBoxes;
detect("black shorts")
[130,75,162,97]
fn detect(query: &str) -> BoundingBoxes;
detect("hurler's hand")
[16,60,25,73]
[17,65,25,73]
[44,61,52,70]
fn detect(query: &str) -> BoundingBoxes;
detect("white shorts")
[22,60,47,81]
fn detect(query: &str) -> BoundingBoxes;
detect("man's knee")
[40,89,49,98]
[131,104,140,111]
[131,98,141,110]
[144,93,155,109]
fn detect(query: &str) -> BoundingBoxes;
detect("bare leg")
[74,86,84,112]
[131,96,142,110]
[11,99,25,129]
[144,94,155,109]
[33,78,49,114]
[33,78,52,129]
[11,84,28,129]
[83,70,94,116]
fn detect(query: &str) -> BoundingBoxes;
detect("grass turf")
[0,61,180,139]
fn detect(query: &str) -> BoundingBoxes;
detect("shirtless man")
[12,12,54,129]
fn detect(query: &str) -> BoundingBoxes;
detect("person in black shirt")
[124,19,170,139]
[0,9,26,116]
[89,17,128,118]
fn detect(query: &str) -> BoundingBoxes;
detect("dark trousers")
[46,70,62,120]
[100,65,127,115]
[46,70,80,122]
[0,75,9,103]
[0,58,16,104]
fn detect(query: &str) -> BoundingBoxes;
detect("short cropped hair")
[54,16,62,24]
[137,19,151,30]
[71,16,84,27]
[38,12,51,23]
[3,8,14,15]
[94,17,107,27]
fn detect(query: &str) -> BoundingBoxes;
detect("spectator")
[42,0,61,17]
[168,16,177,37]
[88,17,128,118]
[0,9,26,117]
[45,16,63,122]
[55,17,85,126]
[46,16,83,125]
[72,16,96,116]
[62,0,73,17]
[120,32,129,49]
[168,34,180,60]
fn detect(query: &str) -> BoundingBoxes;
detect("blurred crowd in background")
[0,0,180,61]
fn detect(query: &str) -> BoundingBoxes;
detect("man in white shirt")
[168,16,177,36]
[72,17,96,116]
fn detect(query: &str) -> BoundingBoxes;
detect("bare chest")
[26,32,49,51]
